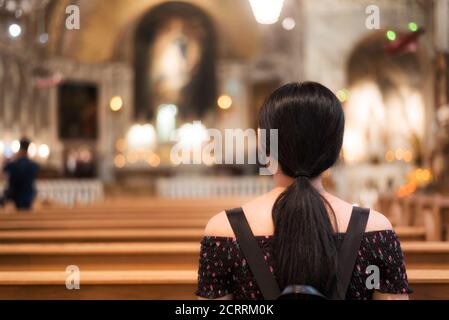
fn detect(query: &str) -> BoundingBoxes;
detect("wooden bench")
[24,197,248,214]
[0,218,209,230]
[0,212,215,221]
[0,269,446,299]
[0,269,197,299]
[0,241,447,271]
[0,207,221,220]
[0,228,205,243]
[421,196,449,241]
[407,269,449,300]
[377,194,449,241]
[395,226,426,241]
[402,242,449,268]
[0,242,200,271]
[0,197,249,220]
[0,226,425,243]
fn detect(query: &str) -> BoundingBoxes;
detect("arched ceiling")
[47,0,260,63]
[346,31,430,90]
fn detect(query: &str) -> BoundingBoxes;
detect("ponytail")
[272,176,338,295]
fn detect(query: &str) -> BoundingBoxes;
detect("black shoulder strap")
[333,206,370,300]
[226,208,281,300]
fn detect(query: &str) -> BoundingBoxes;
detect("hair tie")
[294,171,310,179]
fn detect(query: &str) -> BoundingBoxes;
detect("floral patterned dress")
[196,230,412,300]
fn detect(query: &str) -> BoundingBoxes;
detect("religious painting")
[134,2,216,121]
[57,81,98,140]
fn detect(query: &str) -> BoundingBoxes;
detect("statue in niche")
[149,18,201,109]
[134,2,216,120]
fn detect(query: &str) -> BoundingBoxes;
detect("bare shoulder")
[365,209,393,232]
[203,191,277,237]
[323,193,393,233]
[204,211,234,237]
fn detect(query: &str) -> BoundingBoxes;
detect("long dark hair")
[259,82,345,295]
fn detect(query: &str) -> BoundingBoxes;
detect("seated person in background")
[2,138,39,210]
[196,82,411,300]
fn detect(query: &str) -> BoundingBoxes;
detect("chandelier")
[248,0,285,24]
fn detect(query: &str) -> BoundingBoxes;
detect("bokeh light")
[114,154,126,168]
[11,140,20,153]
[336,89,349,102]
[282,17,296,30]
[109,96,123,112]
[217,95,232,110]
[38,144,50,159]
[408,22,418,32]
[8,23,22,38]
[386,30,396,41]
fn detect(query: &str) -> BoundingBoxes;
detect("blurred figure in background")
[1,138,40,210]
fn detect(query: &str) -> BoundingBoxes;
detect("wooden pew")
[28,197,249,214]
[84,197,249,208]
[0,218,209,230]
[0,228,205,243]
[0,212,215,221]
[0,242,200,271]
[0,269,446,299]
[0,202,428,242]
[379,194,424,227]
[0,241,447,271]
[408,269,449,300]
[0,197,249,219]
[0,226,425,243]
[377,193,403,226]
[421,195,449,241]
[0,196,444,299]
[377,194,449,241]
[0,207,221,220]
[0,269,197,299]
[395,226,426,241]
[402,242,449,268]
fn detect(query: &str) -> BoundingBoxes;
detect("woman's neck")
[273,172,324,192]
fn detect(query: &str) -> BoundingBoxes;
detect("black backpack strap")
[333,206,370,299]
[226,207,281,300]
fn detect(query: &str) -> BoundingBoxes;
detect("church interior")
[0,0,449,300]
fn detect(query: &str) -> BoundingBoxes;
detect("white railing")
[156,176,273,198]
[0,179,104,206]
[37,180,104,205]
